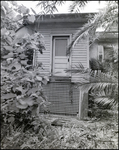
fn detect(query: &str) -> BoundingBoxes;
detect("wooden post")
[78,88,82,119]
[78,87,88,120]
[33,49,36,68]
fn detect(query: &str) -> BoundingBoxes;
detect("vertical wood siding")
[35,23,89,82]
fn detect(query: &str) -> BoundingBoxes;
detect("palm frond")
[30,8,37,15]
[67,1,118,55]
[82,81,118,109]
[69,1,88,13]
[66,62,117,82]
[66,12,101,55]
[95,97,117,109]
[55,1,65,6]
[66,62,118,108]
[36,1,66,14]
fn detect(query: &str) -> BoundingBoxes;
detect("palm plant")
[66,62,118,109]
[66,1,118,55]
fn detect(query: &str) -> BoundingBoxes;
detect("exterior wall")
[71,36,89,82]
[34,23,89,82]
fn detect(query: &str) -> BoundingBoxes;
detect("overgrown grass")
[1,110,118,149]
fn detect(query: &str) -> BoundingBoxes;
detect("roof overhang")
[35,13,96,24]
[96,32,118,43]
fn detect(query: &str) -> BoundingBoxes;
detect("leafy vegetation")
[1,1,51,148]
[67,1,118,54]
[1,114,118,149]
[1,1,118,149]
[66,61,118,108]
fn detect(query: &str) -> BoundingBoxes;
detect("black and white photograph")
[1,1,118,149]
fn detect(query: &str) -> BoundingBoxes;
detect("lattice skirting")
[40,82,80,115]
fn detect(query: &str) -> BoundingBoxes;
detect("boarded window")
[55,39,67,56]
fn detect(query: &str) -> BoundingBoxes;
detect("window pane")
[104,47,113,60]
[55,39,67,56]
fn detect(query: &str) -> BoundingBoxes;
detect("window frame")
[98,45,104,62]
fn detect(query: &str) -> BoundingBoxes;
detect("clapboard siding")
[73,52,87,55]
[71,35,89,82]
[35,23,89,81]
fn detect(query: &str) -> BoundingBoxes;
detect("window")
[104,47,113,61]
[53,36,69,56]
[55,39,67,56]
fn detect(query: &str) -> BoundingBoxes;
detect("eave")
[96,32,118,43]
[35,13,96,24]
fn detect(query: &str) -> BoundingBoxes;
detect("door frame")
[50,34,72,76]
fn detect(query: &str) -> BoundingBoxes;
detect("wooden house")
[14,13,118,119]
[89,25,118,64]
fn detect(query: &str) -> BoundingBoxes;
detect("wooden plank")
[37,56,50,59]
[55,56,68,58]
[37,58,50,63]
[71,59,87,62]
[72,52,87,55]
[54,60,68,64]
[79,90,88,119]
[53,68,66,72]
[54,64,68,69]
[72,56,87,58]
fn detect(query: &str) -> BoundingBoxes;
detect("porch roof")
[96,32,118,43]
